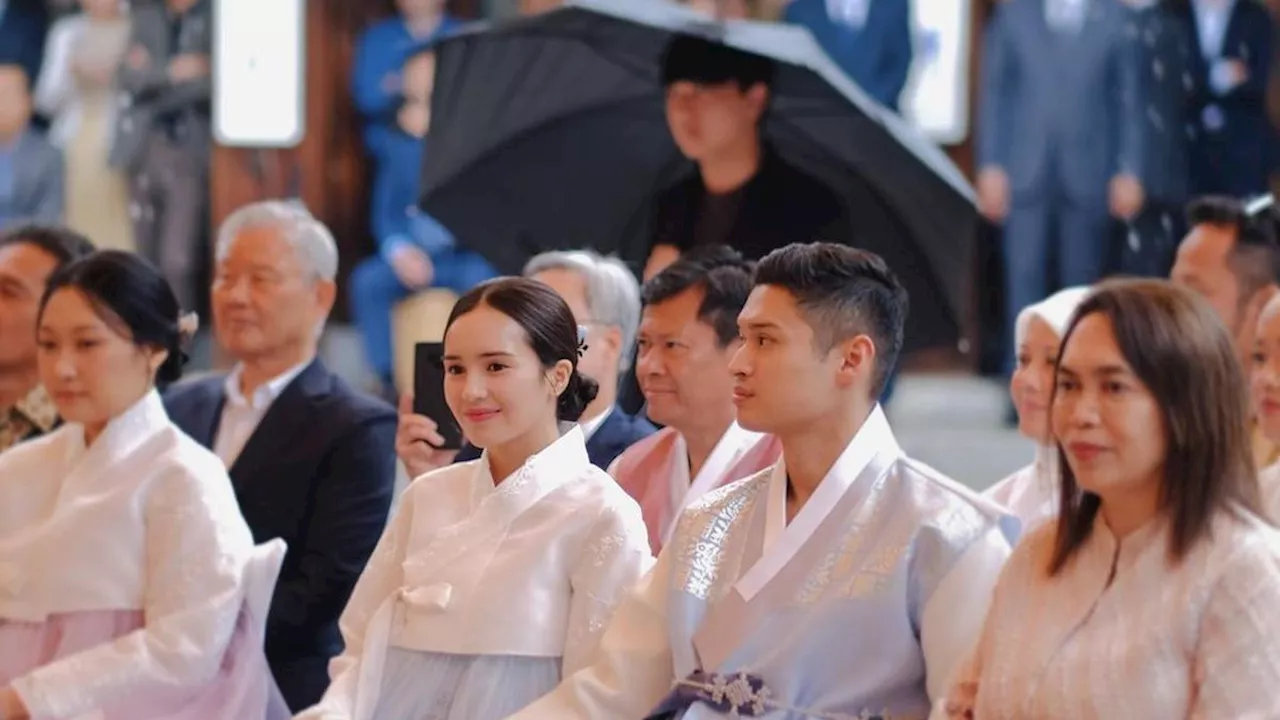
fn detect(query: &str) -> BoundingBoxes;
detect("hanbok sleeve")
[1189,537,1280,718]
[11,463,253,718]
[510,544,675,719]
[919,525,1012,702]
[563,501,654,675]
[294,493,414,720]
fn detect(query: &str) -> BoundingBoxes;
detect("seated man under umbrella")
[643,35,850,281]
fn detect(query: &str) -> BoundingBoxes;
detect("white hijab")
[989,286,1093,527]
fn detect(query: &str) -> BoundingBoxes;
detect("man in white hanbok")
[512,243,1016,720]
[609,246,781,554]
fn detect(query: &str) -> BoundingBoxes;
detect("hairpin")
[1245,194,1274,218]
[576,324,589,359]
[177,311,200,338]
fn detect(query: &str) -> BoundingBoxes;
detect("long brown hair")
[1049,279,1263,575]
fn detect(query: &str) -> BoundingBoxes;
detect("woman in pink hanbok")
[0,251,290,720]
[942,278,1280,719]
[984,286,1090,528]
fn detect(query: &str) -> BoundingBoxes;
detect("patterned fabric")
[942,509,1280,718]
[0,385,57,453]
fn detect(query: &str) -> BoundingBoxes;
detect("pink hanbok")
[0,390,291,719]
[608,423,781,554]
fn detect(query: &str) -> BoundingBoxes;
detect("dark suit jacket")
[112,0,212,170]
[164,359,397,712]
[2,129,64,229]
[783,0,913,111]
[1136,2,1198,205]
[0,0,48,88]
[979,0,1144,206]
[1177,0,1275,196]
[454,405,657,470]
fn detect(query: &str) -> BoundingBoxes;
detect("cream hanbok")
[0,390,289,719]
[942,510,1280,718]
[297,425,652,720]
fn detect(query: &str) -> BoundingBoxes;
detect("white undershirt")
[213,359,311,468]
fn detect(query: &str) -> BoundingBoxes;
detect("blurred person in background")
[1179,0,1274,197]
[0,63,63,230]
[352,0,461,157]
[113,0,212,315]
[644,36,848,282]
[350,44,498,398]
[1248,291,1280,518]
[0,0,49,95]
[782,0,913,112]
[1171,195,1280,469]
[0,224,93,453]
[165,201,398,712]
[1117,0,1196,277]
[35,0,134,253]
[978,0,1145,381]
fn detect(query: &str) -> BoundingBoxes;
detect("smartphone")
[413,342,463,450]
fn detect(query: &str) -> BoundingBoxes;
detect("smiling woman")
[942,277,1280,719]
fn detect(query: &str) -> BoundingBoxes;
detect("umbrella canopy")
[422,0,977,353]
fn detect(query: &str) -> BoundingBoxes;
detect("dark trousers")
[1002,198,1110,374]
[129,133,209,314]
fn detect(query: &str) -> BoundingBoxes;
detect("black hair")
[38,251,189,386]
[1185,195,1280,295]
[753,242,908,398]
[660,34,775,90]
[641,245,754,347]
[0,224,96,268]
[445,277,600,422]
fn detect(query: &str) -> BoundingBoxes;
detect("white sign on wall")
[213,0,307,148]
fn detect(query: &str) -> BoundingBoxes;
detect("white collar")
[223,359,312,411]
[736,404,898,601]
[665,421,765,545]
[579,404,613,441]
[472,423,590,508]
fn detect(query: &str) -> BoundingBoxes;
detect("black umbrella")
[421,0,977,353]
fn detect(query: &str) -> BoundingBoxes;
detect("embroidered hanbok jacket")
[297,426,653,720]
[0,390,287,719]
[512,407,1017,720]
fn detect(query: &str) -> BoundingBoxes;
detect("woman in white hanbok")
[0,251,289,720]
[1248,293,1280,519]
[984,286,1090,528]
[941,279,1280,719]
[297,277,652,720]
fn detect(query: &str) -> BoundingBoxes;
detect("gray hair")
[215,200,339,282]
[524,250,641,371]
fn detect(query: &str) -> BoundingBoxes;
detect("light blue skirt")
[371,647,562,720]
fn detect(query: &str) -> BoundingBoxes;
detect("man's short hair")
[660,34,775,90]
[523,250,642,371]
[641,245,754,347]
[753,242,908,397]
[0,224,96,268]
[1186,195,1280,299]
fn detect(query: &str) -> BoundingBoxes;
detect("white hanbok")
[0,390,287,719]
[942,510,1280,718]
[1260,462,1280,522]
[297,425,652,720]
[983,446,1057,531]
[513,406,1017,719]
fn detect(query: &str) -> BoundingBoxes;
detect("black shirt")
[651,146,850,260]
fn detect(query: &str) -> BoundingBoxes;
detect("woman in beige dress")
[34,0,134,252]
[941,278,1280,719]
